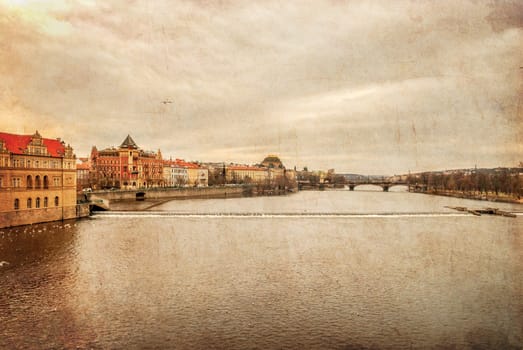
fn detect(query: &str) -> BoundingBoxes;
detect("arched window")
[36,197,40,208]
[27,198,32,209]
[44,197,48,208]
[43,175,49,189]
[26,175,33,189]
[54,196,59,206]
[14,198,19,210]
[35,175,41,189]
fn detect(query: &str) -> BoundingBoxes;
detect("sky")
[0,0,521,174]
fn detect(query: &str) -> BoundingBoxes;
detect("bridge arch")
[348,184,386,191]
[387,184,409,192]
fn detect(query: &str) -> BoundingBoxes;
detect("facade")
[90,135,164,189]
[162,159,209,187]
[76,158,91,192]
[284,168,297,184]
[174,159,208,187]
[224,156,292,185]
[0,131,78,228]
[225,165,269,184]
[162,160,189,187]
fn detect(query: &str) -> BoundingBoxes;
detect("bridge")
[346,180,409,192]
[297,178,410,192]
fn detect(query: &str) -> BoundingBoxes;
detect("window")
[26,160,31,168]
[26,175,33,189]
[53,177,60,187]
[36,197,40,208]
[35,175,41,189]
[44,197,48,208]
[35,161,39,168]
[43,176,49,189]
[14,198,19,210]
[12,177,21,188]
[54,196,59,206]
[0,176,3,187]
[27,198,32,209]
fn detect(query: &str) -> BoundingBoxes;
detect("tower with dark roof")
[120,134,138,149]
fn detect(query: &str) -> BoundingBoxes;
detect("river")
[1,189,522,349]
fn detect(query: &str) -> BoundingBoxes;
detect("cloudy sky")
[0,0,521,174]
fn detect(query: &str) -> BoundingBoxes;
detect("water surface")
[1,191,521,349]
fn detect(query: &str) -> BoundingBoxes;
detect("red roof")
[174,159,200,169]
[163,159,200,169]
[0,131,66,157]
[76,162,90,170]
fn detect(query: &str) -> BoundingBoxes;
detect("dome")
[261,154,283,168]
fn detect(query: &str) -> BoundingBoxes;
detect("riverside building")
[90,135,164,189]
[163,159,208,187]
[0,131,78,228]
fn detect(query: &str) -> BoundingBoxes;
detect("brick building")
[0,131,78,228]
[90,135,164,190]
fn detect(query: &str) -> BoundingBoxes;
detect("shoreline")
[413,189,523,205]
[92,186,296,211]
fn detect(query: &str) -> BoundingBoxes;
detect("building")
[174,159,208,187]
[225,165,269,184]
[162,159,189,187]
[76,158,91,192]
[261,154,284,169]
[90,135,164,189]
[0,131,78,228]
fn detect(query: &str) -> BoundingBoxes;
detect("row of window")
[14,196,59,210]
[2,175,61,188]
[10,159,61,169]
[3,159,75,169]
[99,160,121,165]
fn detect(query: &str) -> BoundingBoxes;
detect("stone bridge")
[346,180,409,192]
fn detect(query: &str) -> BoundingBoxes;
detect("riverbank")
[86,185,295,211]
[415,189,523,205]
[0,203,90,229]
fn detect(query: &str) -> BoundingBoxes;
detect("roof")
[168,159,201,169]
[0,131,66,157]
[120,134,138,149]
[76,162,90,170]
[261,154,283,168]
[163,160,185,168]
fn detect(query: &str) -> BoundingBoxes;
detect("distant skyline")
[0,0,521,174]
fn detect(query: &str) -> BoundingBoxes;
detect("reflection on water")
[0,191,522,349]
[149,190,523,214]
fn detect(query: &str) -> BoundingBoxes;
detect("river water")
[1,189,522,349]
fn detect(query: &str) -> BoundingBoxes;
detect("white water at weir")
[95,211,474,218]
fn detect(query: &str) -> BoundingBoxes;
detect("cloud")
[0,0,521,174]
